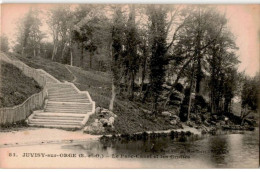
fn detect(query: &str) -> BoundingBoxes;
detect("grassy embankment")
[0,60,42,129]
[0,60,42,108]
[10,53,176,134]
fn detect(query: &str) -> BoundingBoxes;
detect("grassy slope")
[8,53,74,82]
[0,60,42,108]
[12,54,177,134]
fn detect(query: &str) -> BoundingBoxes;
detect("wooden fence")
[0,54,48,125]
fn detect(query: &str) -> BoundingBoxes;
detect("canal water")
[0,128,259,168]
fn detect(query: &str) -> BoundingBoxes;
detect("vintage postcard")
[0,3,259,169]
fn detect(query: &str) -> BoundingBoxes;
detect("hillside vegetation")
[9,53,177,134]
[0,60,41,108]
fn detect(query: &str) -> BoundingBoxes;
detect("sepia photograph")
[0,3,259,169]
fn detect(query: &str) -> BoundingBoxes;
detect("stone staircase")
[27,69,95,129]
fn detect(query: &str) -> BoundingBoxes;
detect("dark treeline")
[10,4,258,124]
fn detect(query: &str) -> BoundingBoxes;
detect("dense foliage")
[12,4,258,123]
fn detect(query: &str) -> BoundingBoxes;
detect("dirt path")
[65,65,78,83]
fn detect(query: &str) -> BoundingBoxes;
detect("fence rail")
[0,53,48,125]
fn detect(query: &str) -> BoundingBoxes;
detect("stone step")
[48,96,88,99]
[48,95,88,98]
[30,118,83,123]
[48,89,78,94]
[46,101,91,104]
[33,116,84,121]
[48,87,73,91]
[47,99,90,103]
[48,85,73,89]
[45,106,92,110]
[44,109,91,113]
[48,86,75,89]
[46,105,91,108]
[47,99,90,102]
[29,119,82,124]
[48,90,77,93]
[44,107,91,110]
[46,106,92,109]
[44,108,92,112]
[45,107,92,110]
[33,112,86,117]
[48,90,78,93]
[28,123,82,129]
[47,83,71,87]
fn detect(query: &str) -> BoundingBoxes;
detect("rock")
[162,83,171,90]
[162,111,172,116]
[92,121,102,127]
[170,108,179,116]
[170,115,180,122]
[187,121,195,128]
[204,120,210,127]
[101,109,110,117]
[84,121,105,134]
[109,111,117,118]
[95,107,101,114]
[212,115,218,121]
[210,121,216,125]
[101,109,110,113]
[170,120,177,125]
[190,113,197,120]
[109,117,115,125]
[220,121,225,126]
[100,118,109,125]
[218,115,225,121]
[201,129,207,134]
[84,125,105,134]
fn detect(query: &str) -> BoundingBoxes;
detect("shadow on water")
[61,128,259,168]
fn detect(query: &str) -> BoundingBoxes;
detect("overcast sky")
[1,4,259,77]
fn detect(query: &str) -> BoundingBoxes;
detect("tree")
[147,5,168,115]
[163,7,228,112]
[72,5,107,68]
[47,5,73,62]
[15,8,44,57]
[240,74,259,125]
[0,34,9,52]
[109,7,126,111]
[124,4,140,99]
[207,29,239,114]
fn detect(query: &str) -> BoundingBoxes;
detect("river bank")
[0,119,256,147]
[0,124,202,147]
[0,127,258,168]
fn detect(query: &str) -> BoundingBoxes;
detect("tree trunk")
[22,47,25,57]
[187,61,195,121]
[70,50,73,66]
[139,56,147,97]
[52,43,57,61]
[81,42,84,67]
[195,57,202,96]
[61,44,66,63]
[33,49,36,58]
[89,52,93,69]
[127,70,135,100]
[109,79,116,111]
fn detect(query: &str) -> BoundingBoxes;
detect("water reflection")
[62,128,259,168]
